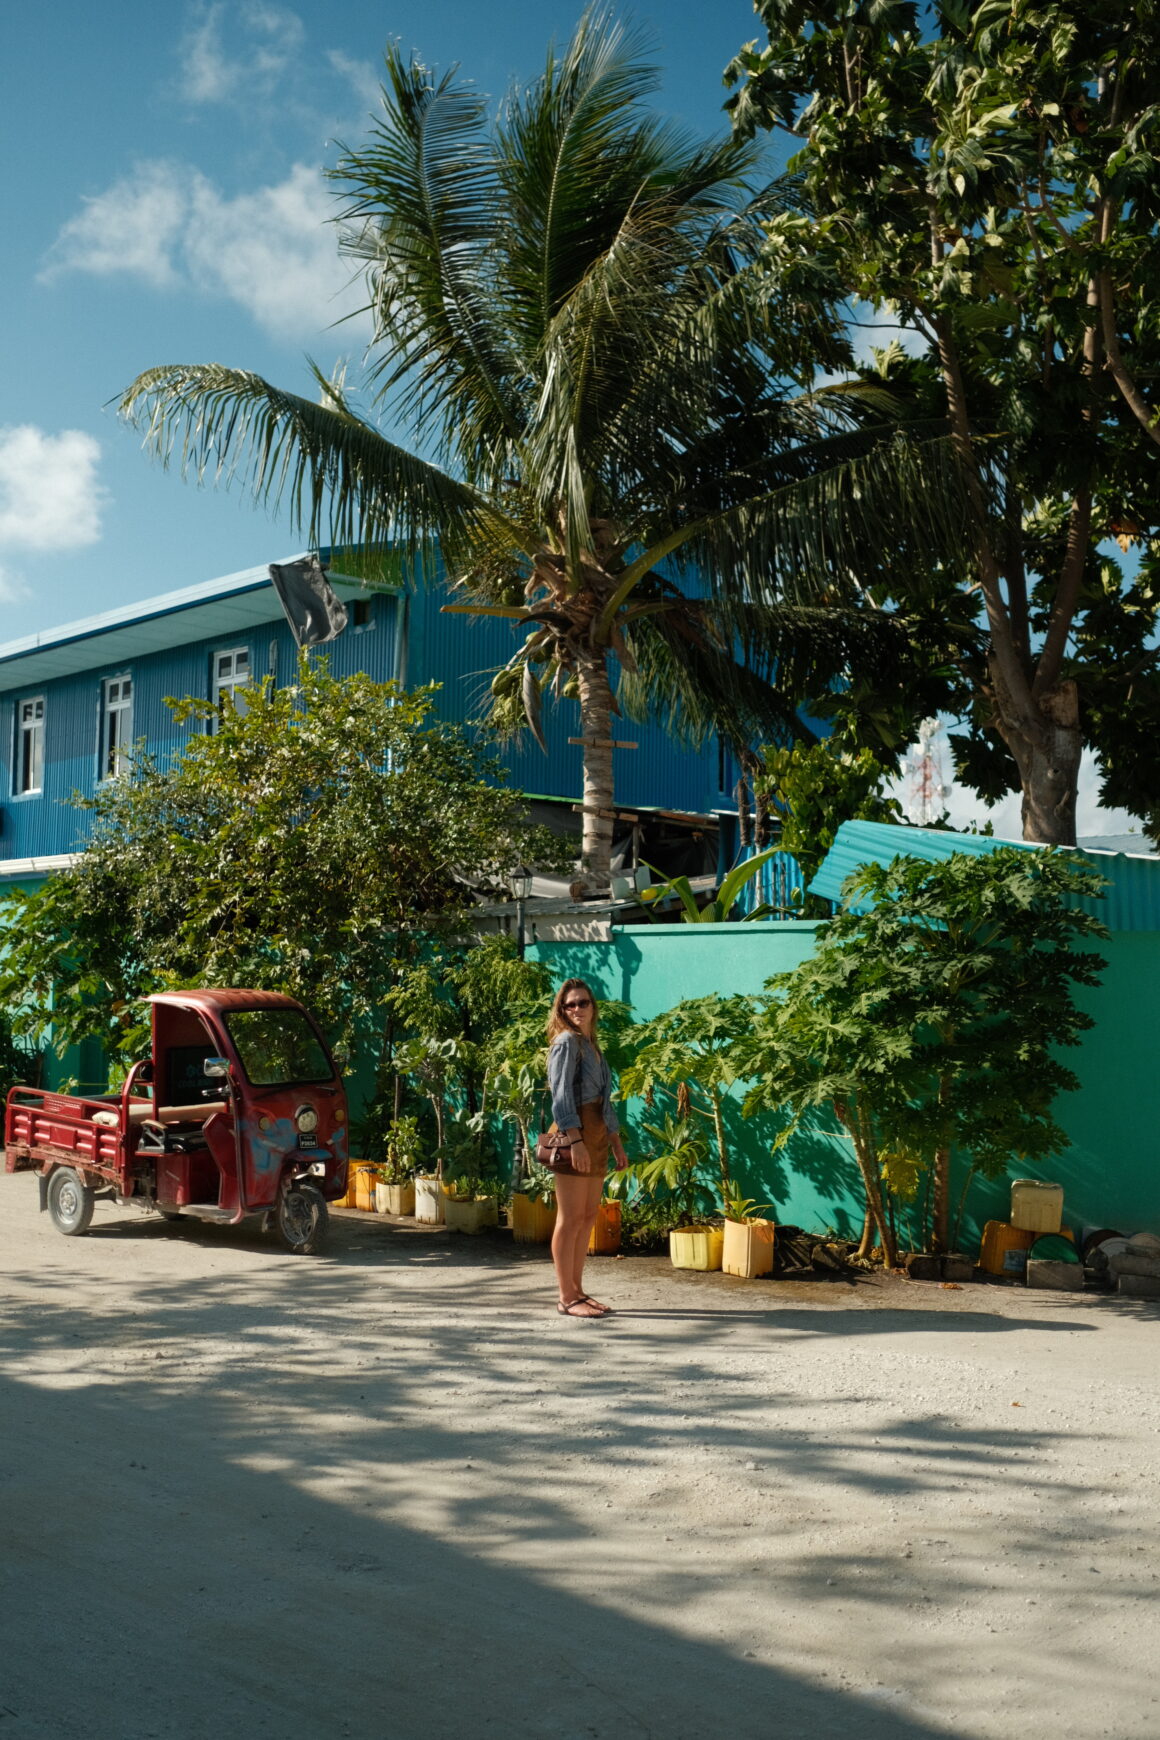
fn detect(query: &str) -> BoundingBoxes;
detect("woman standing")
[544,978,628,1318]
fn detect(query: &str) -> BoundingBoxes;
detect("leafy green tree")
[739,848,1107,1262]
[0,662,556,1073]
[756,738,905,911]
[727,0,1160,844]
[0,1011,41,1101]
[120,13,958,888]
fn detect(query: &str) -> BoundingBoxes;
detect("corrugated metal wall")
[0,597,400,859]
[810,819,1160,933]
[404,579,736,817]
[0,568,759,861]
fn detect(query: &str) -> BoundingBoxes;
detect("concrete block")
[1026,1259,1084,1292]
[904,1254,942,1282]
[1118,1273,1160,1299]
[1109,1253,1160,1281]
[941,1253,974,1282]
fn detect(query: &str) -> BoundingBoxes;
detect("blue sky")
[2,0,760,638]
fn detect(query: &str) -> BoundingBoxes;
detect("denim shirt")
[547,1031,619,1136]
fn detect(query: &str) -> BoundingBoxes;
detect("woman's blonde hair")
[547,978,601,1050]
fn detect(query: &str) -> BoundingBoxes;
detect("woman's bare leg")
[552,1174,603,1315]
[573,1170,609,1306]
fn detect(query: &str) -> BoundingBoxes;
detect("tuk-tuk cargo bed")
[4,1089,138,1181]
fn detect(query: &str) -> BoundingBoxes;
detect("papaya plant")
[618,994,756,1213]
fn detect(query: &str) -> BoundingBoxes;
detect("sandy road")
[1,1173,1157,1740]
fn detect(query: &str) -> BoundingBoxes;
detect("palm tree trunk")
[574,652,617,887]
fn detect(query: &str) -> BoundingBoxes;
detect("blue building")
[0,555,746,880]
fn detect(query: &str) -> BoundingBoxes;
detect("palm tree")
[120,12,961,886]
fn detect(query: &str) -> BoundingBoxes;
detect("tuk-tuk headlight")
[295,1105,319,1135]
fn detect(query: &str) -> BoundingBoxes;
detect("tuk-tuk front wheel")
[275,1183,329,1255]
[47,1167,95,1237]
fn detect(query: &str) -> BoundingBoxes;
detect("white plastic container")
[414,1175,445,1224]
[444,1195,498,1234]
[1010,1179,1064,1234]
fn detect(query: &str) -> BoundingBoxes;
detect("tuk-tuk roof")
[146,989,308,1016]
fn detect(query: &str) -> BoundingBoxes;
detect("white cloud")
[184,163,364,340]
[40,162,187,290]
[179,1,306,106]
[0,427,105,553]
[42,160,367,343]
[326,49,382,117]
[0,564,32,605]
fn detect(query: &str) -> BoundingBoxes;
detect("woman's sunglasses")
[563,997,592,1009]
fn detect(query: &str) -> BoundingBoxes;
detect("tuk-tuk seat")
[90,1101,228,1129]
[153,1102,228,1124]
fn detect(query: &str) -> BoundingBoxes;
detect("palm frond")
[117,363,533,564]
[611,428,983,617]
[616,607,815,750]
[616,589,916,750]
[332,47,522,470]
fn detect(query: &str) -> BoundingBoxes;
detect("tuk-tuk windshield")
[224,1009,333,1087]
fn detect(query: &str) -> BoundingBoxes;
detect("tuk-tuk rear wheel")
[275,1183,329,1255]
[47,1167,95,1237]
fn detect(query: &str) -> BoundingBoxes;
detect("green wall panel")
[530,923,1160,1248]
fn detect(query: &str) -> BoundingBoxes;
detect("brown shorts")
[544,1101,610,1176]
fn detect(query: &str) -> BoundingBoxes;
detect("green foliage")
[437,1108,502,1196]
[619,993,755,1212]
[0,1011,41,1101]
[723,1193,777,1224]
[758,741,905,888]
[639,847,781,923]
[0,661,556,1072]
[739,847,1107,1257]
[367,1114,425,1183]
[616,1192,697,1250]
[613,1131,714,1241]
[726,1,1160,839]
[515,1159,558,1205]
[387,936,556,1180]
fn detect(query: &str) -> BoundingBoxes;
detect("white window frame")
[210,647,251,726]
[14,696,45,796]
[100,674,133,780]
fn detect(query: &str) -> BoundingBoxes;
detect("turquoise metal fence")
[731,848,806,918]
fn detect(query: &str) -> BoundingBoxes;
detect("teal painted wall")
[530,923,1160,1247]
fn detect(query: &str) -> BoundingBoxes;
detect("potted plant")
[511,1158,557,1244]
[722,1193,776,1279]
[351,1159,378,1212]
[374,1114,424,1215]
[619,1112,723,1271]
[619,997,756,1273]
[588,1168,624,1254]
[440,1111,501,1233]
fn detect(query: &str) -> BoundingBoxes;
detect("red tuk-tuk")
[3,989,348,1254]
